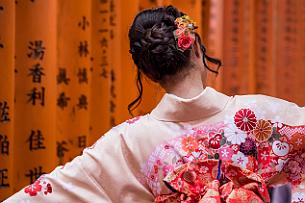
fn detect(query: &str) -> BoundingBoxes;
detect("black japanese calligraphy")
[110,116,115,127]
[100,68,108,78]
[0,101,10,123]
[77,68,88,84]
[57,92,71,109]
[98,28,108,34]
[0,168,9,188]
[77,94,88,110]
[110,100,116,113]
[0,134,9,155]
[27,40,46,60]
[57,141,69,164]
[27,87,45,106]
[78,16,90,31]
[27,130,46,151]
[100,37,108,48]
[57,68,70,85]
[78,41,89,57]
[28,63,45,83]
[25,166,45,184]
[78,135,86,148]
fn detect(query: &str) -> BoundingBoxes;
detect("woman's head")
[129,6,193,82]
[128,5,221,114]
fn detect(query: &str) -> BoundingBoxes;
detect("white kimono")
[4,87,305,203]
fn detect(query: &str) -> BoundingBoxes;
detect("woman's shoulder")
[231,93,305,125]
[232,93,304,111]
[235,93,298,106]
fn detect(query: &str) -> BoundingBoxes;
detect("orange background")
[0,0,304,200]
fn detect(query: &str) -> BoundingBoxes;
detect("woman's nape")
[161,38,208,99]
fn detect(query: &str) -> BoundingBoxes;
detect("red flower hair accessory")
[173,15,197,52]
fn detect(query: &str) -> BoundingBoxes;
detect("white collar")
[150,87,231,122]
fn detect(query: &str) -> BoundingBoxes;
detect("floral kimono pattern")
[142,108,305,203]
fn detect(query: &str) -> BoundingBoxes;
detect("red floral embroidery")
[24,177,53,197]
[209,133,222,149]
[44,183,53,195]
[234,109,257,132]
[24,180,42,196]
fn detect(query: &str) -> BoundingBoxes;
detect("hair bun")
[129,6,190,82]
[165,5,181,18]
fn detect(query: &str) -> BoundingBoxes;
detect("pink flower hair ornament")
[173,15,198,52]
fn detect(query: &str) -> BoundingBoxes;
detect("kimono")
[4,87,305,203]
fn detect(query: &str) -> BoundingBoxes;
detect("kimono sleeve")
[3,124,154,203]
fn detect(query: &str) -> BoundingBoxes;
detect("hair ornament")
[173,15,198,52]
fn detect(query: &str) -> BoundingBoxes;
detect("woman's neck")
[163,68,206,99]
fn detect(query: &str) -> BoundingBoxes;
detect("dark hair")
[128,5,221,115]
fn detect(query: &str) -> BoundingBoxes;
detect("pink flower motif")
[126,116,141,124]
[234,109,257,132]
[162,165,174,177]
[24,180,42,196]
[218,147,233,160]
[177,33,195,51]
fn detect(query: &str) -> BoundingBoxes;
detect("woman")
[4,5,305,203]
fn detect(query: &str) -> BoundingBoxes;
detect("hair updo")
[128,5,221,115]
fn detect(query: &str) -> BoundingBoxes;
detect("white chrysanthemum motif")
[232,151,248,169]
[224,124,247,145]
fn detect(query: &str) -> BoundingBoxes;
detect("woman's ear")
[193,37,201,58]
